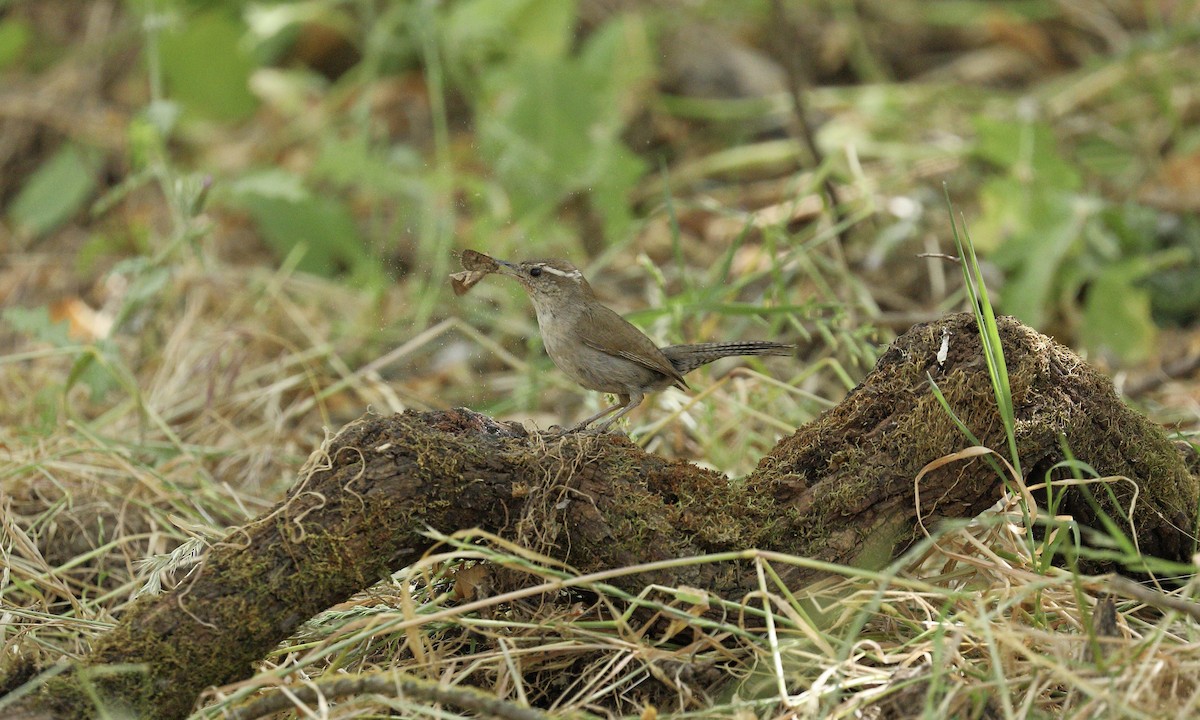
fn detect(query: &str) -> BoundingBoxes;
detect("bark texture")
[6,313,1197,718]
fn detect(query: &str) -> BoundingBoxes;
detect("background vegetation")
[2,0,1199,717]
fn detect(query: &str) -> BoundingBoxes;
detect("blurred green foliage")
[6,0,1198,371]
[445,0,652,245]
[0,16,31,69]
[2,306,121,407]
[157,9,259,121]
[9,143,100,241]
[227,169,383,284]
[130,0,653,298]
[973,115,1088,329]
[972,114,1188,363]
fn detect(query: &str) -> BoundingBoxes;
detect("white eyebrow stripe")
[537,264,582,280]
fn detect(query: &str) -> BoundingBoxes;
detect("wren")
[494,258,794,432]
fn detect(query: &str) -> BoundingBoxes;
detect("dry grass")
[196,497,1200,719]
[0,251,836,714]
[3,253,1200,719]
[4,2,1200,717]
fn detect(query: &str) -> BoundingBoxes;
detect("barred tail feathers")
[661,341,795,375]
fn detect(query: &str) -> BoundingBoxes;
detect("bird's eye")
[528,267,542,278]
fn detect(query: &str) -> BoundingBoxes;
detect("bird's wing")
[579,304,689,389]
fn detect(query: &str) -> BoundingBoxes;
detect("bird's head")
[496,258,595,308]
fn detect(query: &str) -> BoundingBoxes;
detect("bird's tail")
[661,341,795,375]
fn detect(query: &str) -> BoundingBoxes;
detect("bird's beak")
[494,259,521,278]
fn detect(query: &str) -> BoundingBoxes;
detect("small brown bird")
[494,257,794,432]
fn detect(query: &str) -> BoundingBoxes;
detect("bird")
[492,257,794,432]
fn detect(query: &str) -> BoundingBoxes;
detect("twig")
[767,0,852,257]
[1108,575,1200,623]
[224,671,599,720]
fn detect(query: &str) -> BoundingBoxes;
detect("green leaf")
[1094,202,1159,257]
[444,0,576,70]
[973,115,1080,190]
[578,13,651,95]
[476,14,649,244]
[126,265,172,305]
[981,184,1085,327]
[1147,268,1200,325]
[65,344,121,404]
[3,306,119,402]
[8,144,99,239]
[0,17,32,70]
[2,305,71,345]
[231,189,382,285]
[158,10,259,122]
[1081,259,1157,363]
[227,168,309,202]
[313,135,422,198]
[1076,135,1138,185]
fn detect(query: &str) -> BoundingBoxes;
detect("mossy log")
[7,313,1197,718]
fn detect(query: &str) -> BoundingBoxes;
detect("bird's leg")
[592,392,644,433]
[563,394,628,433]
